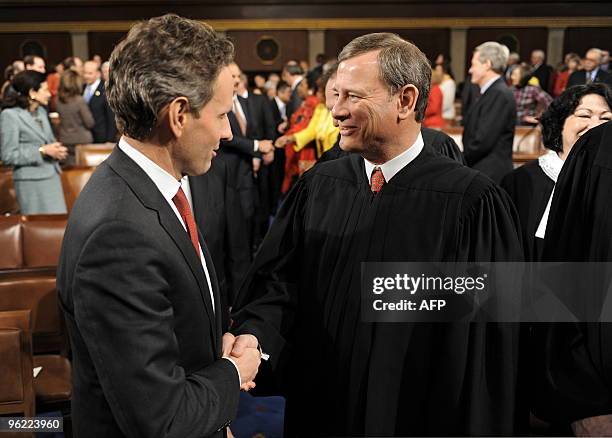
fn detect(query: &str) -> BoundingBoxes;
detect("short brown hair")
[338,33,431,122]
[58,69,83,103]
[107,14,234,140]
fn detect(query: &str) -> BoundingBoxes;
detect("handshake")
[222,333,262,392]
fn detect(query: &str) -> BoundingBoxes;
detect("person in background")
[510,63,553,126]
[46,62,64,106]
[55,69,95,165]
[281,62,304,120]
[24,55,46,74]
[505,52,521,83]
[435,59,456,124]
[600,49,610,72]
[252,74,266,95]
[502,83,612,261]
[0,70,67,214]
[83,60,117,143]
[62,56,84,76]
[101,61,110,83]
[552,53,581,97]
[422,67,445,128]
[91,54,102,67]
[463,41,516,183]
[1,60,24,96]
[567,48,612,87]
[275,65,339,162]
[530,49,553,93]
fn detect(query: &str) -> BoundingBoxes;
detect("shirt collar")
[118,136,182,203]
[480,75,500,94]
[363,132,424,185]
[89,78,101,91]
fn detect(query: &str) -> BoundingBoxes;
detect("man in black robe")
[533,121,612,435]
[226,33,524,436]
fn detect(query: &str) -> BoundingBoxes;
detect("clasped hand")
[222,333,261,392]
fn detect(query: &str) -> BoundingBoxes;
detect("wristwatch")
[39,146,46,157]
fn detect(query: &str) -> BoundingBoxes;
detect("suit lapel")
[238,95,251,126]
[16,108,50,143]
[106,148,218,345]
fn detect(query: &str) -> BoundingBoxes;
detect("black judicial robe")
[533,121,612,424]
[501,160,555,261]
[232,146,524,436]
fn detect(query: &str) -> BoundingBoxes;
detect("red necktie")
[172,187,201,256]
[370,167,386,193]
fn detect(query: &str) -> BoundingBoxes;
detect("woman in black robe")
[530,100,612,433]
[501,83,612,261]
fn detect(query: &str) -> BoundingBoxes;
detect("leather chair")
[74,143,114,167]
[0,310,35,417]
[0,215,68,354]
[0,166,19,215]
[60,167,95,212]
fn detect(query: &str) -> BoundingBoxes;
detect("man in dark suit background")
[568,48,612,88]
[281,62,304,120]
[463,41,517,183]
[219,62,276,251]
[57,14,261,438]
[530,49,553,92]
[188,153,251,325]
[82,59,117,143]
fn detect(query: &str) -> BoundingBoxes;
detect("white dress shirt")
[480,75,500,95]
[364,132,425,185]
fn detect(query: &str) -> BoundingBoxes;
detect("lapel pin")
[95,90,101,97]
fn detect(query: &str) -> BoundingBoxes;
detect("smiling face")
[331,50,402,159]
[561,93,612,155]
[174,66,234,176]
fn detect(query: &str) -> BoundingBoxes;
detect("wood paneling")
[226,30,308,72]
[466,27,549,75]
[564,27,612,57]
[325,29,450,63]
[88,32,126,61]
[0,33,71,74]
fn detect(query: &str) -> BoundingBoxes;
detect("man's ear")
[166,96,190,138]
[397,84,419,121]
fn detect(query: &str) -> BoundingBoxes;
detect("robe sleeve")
[456,173,523,262]
[230,175,309,369]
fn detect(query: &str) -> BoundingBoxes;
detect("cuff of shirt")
[222,356,241,387]
[254,140,259,152]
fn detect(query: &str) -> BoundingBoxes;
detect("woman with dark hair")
[511,63,553,126]
[55,69,95,165]
[501,83,612,260]
[0,70,68,214]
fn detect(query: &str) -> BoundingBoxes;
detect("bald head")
[83,60,101,85]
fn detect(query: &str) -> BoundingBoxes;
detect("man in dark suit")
[219,62,276,251]
[530,49,553,92]
[568,48,612,88]
[281,62,305,120]
[188,153,251,325]
[463,41,517,183]
[83,60,117,143]
[57,14,261,438]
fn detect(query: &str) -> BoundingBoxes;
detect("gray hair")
[475,41,510,74]
[531,49,546,61]
[586,48,603,61]
[338,32,431,122]
[107,14,234,140]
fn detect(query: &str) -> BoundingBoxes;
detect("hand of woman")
[41,142,68,161]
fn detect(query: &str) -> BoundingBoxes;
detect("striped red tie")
[172,187,201,256]
[370,167,386,193]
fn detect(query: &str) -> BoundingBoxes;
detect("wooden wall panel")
[465,27,549,75]
[563,27,612,57]
[226,30,308,72]
[88,32,126,62]
[0,33,71,73]
[325,29,450,63]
